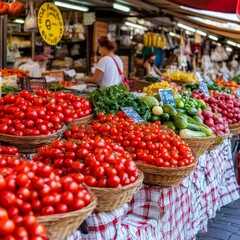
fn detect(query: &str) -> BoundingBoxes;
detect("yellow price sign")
[38,2,64,46]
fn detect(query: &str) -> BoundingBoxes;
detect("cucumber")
[144,76,160,83]
[154,93,161,102]
[173,115,188,129]
[162,104,177,117]
[176,112,187,120]
[150,115,161,122]
[141,96,159,109]
[185,123,200,131]
[161,113,170,122]
[179,129,207,138]
[187,107,198,116]
[187,116,213,136]
[175,98,184,109]
[163,121,176,131]
[197,99,207,109]
[193,115,203,124]
[176,109,187,114]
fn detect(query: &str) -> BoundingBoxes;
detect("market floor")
[196,198,240,240]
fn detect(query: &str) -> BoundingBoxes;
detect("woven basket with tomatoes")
[0,152,97,240]
[0,89,93,152]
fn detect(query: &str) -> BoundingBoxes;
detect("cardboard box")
[120,56,129,65]
[42,71,64,82]
[123,66,128,78]
[92,21,108,52]
[133,79,151,92]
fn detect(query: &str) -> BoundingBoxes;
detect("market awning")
[168,0,238,13]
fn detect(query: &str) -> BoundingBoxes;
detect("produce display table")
[68,138,239,240]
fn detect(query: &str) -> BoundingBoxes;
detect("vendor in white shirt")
[81,36,123,87]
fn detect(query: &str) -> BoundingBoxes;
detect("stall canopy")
[168,0,237,13]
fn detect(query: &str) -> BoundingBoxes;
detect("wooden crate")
[133,79,151,92]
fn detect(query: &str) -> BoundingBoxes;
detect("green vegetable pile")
[47,84,66,91]
[182,82,199,92]
[174,93,208,113]
[144,76,161,83]
[141,93,213,137]
[88,83,151,121]
[232,75,240,84]
[2,86,17,94]
[208,84,233,95]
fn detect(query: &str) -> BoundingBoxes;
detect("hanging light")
[113,3,130,13]
[196,30,207,36]
[55,1,89,12]
[177,23,195,32]
[208,35,218,41]
[125,21,147,31]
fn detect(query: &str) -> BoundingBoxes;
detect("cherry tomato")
[107,175,120,188]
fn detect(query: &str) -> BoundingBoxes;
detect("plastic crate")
[20,77,47,91]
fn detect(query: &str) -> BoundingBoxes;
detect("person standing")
[143,51,162,78]
[81,36,124,87]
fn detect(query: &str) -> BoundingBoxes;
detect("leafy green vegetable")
[208,84,233,95]
[47,84,66,91]
[2,85,17,94]
[88,83,151,121]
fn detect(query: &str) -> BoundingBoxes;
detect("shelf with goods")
[7,30,33,65]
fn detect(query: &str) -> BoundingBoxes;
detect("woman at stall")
[143,51,162,78]
[80,36,124,87]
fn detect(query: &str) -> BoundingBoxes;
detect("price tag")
[196,72,203,82]
[204,75,214,85]
[236,89,240,99]
[199,82,210,97]
[158,88,176,108]
[121,107,143,123]
[65,69,76,78]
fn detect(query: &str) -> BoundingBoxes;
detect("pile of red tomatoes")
[64,112,195,168]
[0,146,92,239]
[0,89,92,136]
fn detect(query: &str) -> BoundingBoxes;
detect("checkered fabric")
[68,139,240,240]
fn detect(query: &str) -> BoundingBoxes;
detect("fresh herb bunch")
[88,83,151,121]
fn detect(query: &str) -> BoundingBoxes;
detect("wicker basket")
[90,171,144,212]
[38,188,97,240]
[72,114,94,125]
[208,133,229,151]
[0,124,67,153]
[136,161,197,187]
[181,135,216,157]
[229,123,240,135]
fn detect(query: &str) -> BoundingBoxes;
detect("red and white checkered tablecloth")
[68,139,240,240]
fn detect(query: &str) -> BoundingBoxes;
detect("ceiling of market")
[17,0,240,42]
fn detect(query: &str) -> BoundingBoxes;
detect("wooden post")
[86,26,90,75]
[0,15,7,68]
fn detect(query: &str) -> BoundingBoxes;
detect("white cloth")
[149,66,159,78]
[18,60,41,78]
[96,55,123,87]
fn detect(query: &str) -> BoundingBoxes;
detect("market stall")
[1,1,240,240]
[66,138,239,240]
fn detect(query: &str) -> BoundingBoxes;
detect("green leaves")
[88,83,151,120]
